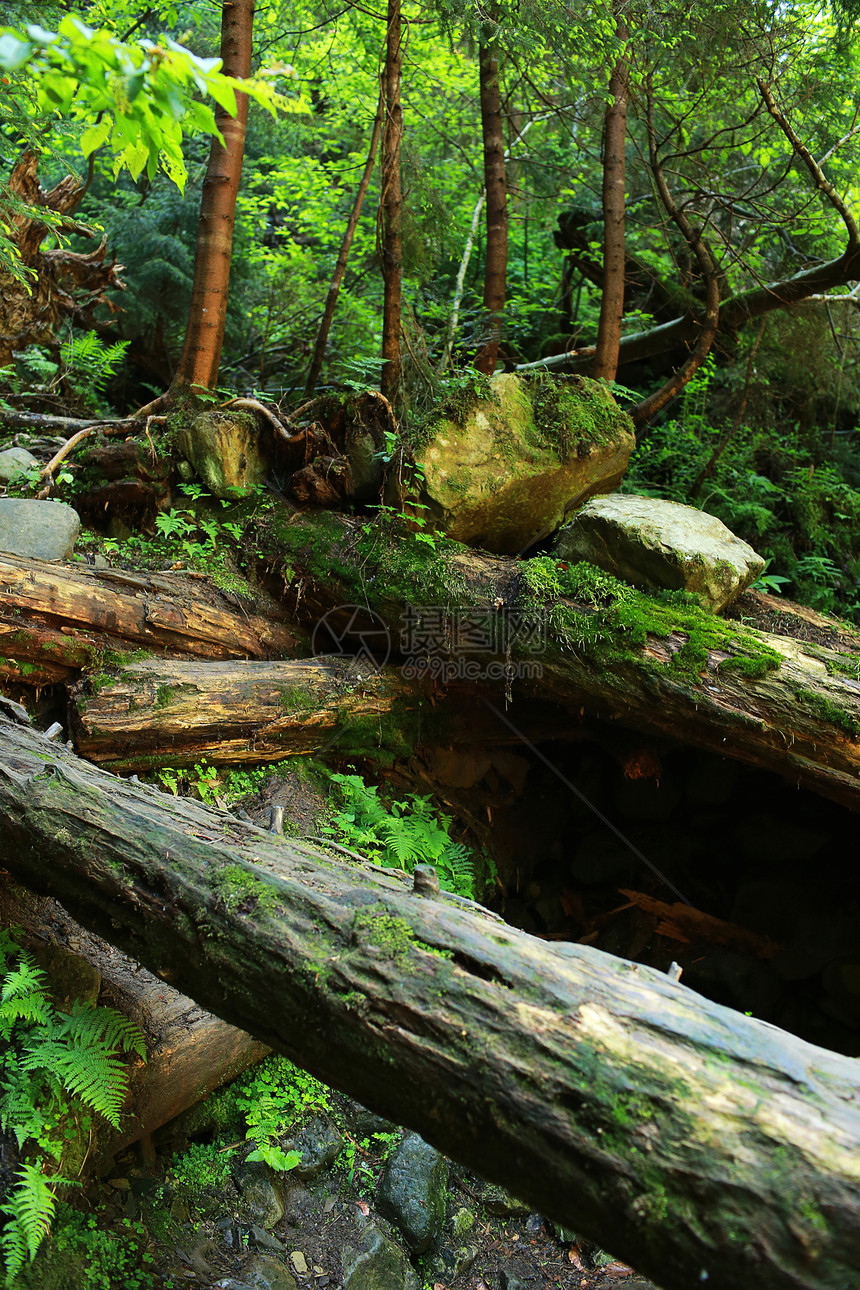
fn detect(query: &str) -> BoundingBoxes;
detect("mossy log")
[261,510,860,810]
[69,655,422,770]
[0,879,268,1163]
[1,714,860,1290]
[0,551,300,685]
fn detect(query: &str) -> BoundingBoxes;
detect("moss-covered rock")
[555,494,765,613]
[411,373,634,553]
[175,410,267,498]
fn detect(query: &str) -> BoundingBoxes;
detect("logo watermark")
[312,604,545,681]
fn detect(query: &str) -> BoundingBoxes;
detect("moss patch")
[518,557,783,682]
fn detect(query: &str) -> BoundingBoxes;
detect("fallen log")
[67,655,588,771]
[0,879,268,1164]
[1,713,859,1290]
[69,655,422,769]
[0,551,301,684]
[261,510,860,810]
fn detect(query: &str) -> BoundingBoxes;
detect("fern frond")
[0,1162,57,1277]
[22,1042,128,1128]
[1,957,47,1005]
[56,1000,147,1059]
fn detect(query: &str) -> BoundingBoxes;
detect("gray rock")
[377,1131,447,1254]
[0,498,81,561]
[341,1222,419,1290]
[555,493,765,612]
[0,446,38,484]
[175,410,267,499]
[408,373,635,553]
[233,1160,285,1229]
[290,1116,343,1182]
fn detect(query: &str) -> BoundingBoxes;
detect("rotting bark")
[260,511,860,810]
[1,713,860,1290]
[0,552,300,685]
[0,152,125,367]
[69,656,421,770]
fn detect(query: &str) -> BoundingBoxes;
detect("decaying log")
[0,552,301,685]
[1,713,860,1290]
[262,511,860,810]
[0,880,267,1163]
[70,655,420,769]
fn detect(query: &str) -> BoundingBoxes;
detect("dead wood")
[0,552,300,685]
[262,511,860,810]
[1,713,859,1290]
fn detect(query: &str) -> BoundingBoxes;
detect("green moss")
[215,864,280,914]
[352,906,418,959]
[526,371,632,461]
[792,685,860,736]
[519,557,783,682]
[278,685,318,713]
[155,684,173,709]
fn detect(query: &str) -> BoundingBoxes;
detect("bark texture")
[1,713,860,1290]
[0,552,299,685]
[475,28,508,376]
[0,152,124,367]
[592,10,630,383]
[70,656,420,769]
[380,0,404,406]
[264,511,860,811]
[171,0,255,396]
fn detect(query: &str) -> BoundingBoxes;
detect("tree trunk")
[379,0,404,407]
[1,712,860,1290]
[474,26,508,376]
[265,511,860,811]
[305,92,385,397]
[171,0,255,398]
[0,552,299,685]
[592,9,630,383]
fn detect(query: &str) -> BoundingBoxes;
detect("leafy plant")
[322,771,478,899]
[231,1055,328,1172]
[0,928,146,1284]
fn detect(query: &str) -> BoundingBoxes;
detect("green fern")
[323,772,480,899]
[0,1162,59,1282]
[0,933,147,1281]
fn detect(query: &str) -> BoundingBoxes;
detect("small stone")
[0,446,38,483]
[290,1251,308,1275]
[246,1255,299,1290]
[0,498,81,561]
[342,1223,419,1290]
[290,1117,343,1182]
[233,1160,285,1230]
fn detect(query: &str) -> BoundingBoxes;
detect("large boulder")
[410,373,635,554]
[175,411,267,499]
[0,498,80,561]
[554,494,765,612]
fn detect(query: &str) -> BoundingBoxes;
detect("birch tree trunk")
[475,23,508,376]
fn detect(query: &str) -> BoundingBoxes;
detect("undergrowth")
[626,358,860,623]
[322,770,484,900]
[0,928,146,1286]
